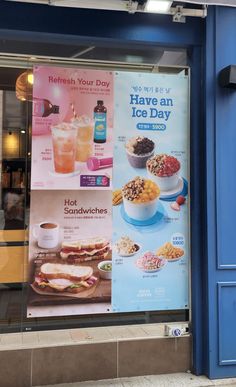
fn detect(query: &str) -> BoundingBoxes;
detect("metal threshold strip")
[0,52,189,73]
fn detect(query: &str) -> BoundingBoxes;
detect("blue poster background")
[112,71,190,312]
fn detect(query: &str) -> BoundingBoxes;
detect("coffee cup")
[33,222,59,249]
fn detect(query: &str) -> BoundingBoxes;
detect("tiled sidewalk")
[36,373,236,387]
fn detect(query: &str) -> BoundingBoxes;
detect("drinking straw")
[70,102,77,119]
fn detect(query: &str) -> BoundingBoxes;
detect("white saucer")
[49,169,80,178]
[165,256,183,262]
[159,177,184,199]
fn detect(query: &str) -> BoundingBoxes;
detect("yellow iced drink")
[72,116,93,162]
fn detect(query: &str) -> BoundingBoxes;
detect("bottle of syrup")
[33,98,59,118]
[93,100,107,143]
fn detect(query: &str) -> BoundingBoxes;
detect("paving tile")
[22,331,39,347]
[84,327,114,341]
[38,329,72,346]
[107,326,136,339]
[213,382,236,386]
[70,328,92,343]
[35,382,123,387]
[139,373,213,386]
[141,323,165,337]
[0,332,23,349]
[125,325,149,338]
[32,373,236,387]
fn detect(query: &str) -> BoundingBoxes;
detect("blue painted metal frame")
[0,0,206,376]
[188,45,207,375]
[205,6,217,379]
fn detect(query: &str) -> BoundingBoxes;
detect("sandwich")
[32,262,98,296]
[60,237,110,263]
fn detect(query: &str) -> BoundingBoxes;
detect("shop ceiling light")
[27,72,34,85]
[145,0,172,13]
[15,70,33,101]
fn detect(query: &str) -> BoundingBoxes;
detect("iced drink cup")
[71,116,93,162]
[51,123,76,174]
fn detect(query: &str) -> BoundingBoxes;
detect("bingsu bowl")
[146,154,180,191]
[125,136,155,168]
[122,176,160,221]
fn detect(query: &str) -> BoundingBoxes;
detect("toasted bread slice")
[61,237,108,251]
[60,245,109,260]
[62,249,109,263]
[39,263,93,281]
[31,280,98,298]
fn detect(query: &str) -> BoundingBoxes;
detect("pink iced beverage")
[51,123,76,174]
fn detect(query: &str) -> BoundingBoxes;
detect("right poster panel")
[112,71,190,312]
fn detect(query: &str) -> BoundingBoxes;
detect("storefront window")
[0,49,190,332]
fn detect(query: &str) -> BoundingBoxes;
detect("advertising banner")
[27,190,112,318]
[31,66,113,190]
[28,66,190,318]
[112,71,189,312]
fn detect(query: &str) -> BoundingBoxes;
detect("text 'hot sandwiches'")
[60,237,110,263]
[33,263,98,296]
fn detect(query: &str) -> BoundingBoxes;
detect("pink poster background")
[31,66,114,190]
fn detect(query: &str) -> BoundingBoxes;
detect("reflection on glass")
[3,189,25,230]
[0,89,29,231]
[0,81,29,333]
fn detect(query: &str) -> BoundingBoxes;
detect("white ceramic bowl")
[147,170,179,191]
[123,197,158,221]
[98,260,112,280]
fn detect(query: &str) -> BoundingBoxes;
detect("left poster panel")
[31,66,113,190]
[27,190,112,318]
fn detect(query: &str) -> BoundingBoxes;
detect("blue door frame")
[205,6,236,379]
[4,1,235,379]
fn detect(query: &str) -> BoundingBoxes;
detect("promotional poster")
[27,190,112,318]
[28,66,190,318]
[31,66,113,190]
[112,71,190,312]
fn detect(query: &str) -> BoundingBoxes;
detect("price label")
[171,233,185,247]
